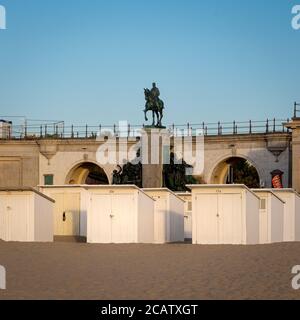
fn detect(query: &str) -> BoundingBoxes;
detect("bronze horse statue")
[143,88,164,127]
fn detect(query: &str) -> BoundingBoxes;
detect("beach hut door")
[0,196,9,240]
[52,193,80,236]
[196,193,242,244]
[184,200,192,239]
[62,194,80,236]
[218,194,242,244]
[7,195,29,241]
[111,194,135,243]
[282,194,293,241]
[196,194,219,244]
[90,194,112,243]
[153,196,168,243]
[91,193,135,243]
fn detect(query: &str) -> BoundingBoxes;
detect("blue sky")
[0,0,299,126]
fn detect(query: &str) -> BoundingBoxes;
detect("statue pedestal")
[141,128,170,188]
[142,165,162,188]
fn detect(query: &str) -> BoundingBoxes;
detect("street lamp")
[294,102,300,118]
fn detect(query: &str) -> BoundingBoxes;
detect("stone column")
[285,118,300,192]
[141,128,170,188]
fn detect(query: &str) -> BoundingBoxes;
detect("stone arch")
[65,161,109,185]
[208,155,262,188]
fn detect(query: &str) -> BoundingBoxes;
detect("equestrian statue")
[143,82,165,128]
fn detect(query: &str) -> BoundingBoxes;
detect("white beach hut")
[187,184,260,245]
[0,187,54,242]
[143,188,184,243]
[175,192,192,239]
[268,189,300,242]
[39,185,89,237]
[252,189,284,244]
[87,185,155,244]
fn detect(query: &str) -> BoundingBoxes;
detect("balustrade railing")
[0,118,291,140]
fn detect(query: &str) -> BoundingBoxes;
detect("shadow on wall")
[211,157,260,188]
[66,162,109,185]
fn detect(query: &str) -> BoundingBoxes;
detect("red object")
[272,175,283,189]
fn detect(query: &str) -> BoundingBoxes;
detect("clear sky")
[0,0,299,126]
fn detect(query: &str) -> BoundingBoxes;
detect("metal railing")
[170,118,290,137]
[0,118,291,140]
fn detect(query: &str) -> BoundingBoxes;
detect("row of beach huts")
[0,185,299,245]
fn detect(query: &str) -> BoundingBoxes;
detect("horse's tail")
[159,99,165,110]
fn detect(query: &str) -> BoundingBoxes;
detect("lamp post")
[294,102,300,118]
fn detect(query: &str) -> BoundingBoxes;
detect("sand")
[0,239,300,300]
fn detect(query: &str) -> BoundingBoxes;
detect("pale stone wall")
[292,129,300,192]
[37,140,120,185]
[286,119,300,192]
[0,141,39,187]
[0,132,293,189]
[203,134,291,188]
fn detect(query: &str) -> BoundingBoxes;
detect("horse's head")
[144,88,150,100]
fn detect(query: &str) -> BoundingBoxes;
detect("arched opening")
[211,157,260,188]
[66,162,109,185]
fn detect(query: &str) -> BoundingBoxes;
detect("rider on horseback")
[150,82,160,108]
[143,82,165,127]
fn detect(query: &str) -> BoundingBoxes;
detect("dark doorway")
[225,157,260,188]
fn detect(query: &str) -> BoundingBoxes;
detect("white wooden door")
[52,193,64,235]
[281,194,293,241]
[9,195,29,241]
[63,193,80,236]
[0,196,8,240]
[52,193,80,236]
[90,194,112,243]
[195,194,218,244]
[259,197,268,243]
[153,196,167,243]
[184,200,192,239]
[184,214,192,239]
[111,194,135,243]
[219,194,242,244]
[195,193,242,244]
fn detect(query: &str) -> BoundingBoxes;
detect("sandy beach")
[0,239,300,300]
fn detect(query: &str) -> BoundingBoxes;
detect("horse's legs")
[152,110,155,126]
[155,111,160,127]
[144,109,148,121]
[159,111,163,126]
